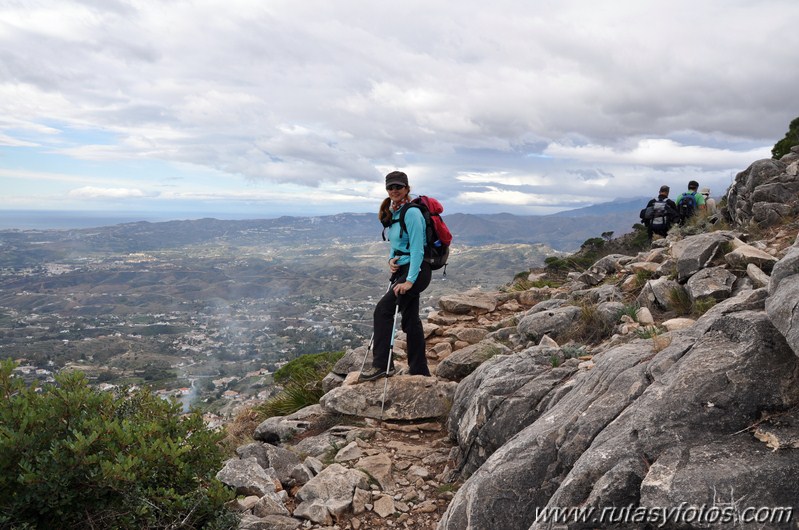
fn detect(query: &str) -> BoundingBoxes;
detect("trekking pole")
[380,294,401,422]
[359,280,395,374]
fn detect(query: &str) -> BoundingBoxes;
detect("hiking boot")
[359,365,395,382]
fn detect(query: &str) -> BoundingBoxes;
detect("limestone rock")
[570,284,622,304]
[640,439,799,516]
[253,404,324,444]
[251,490,290,517]
[294,463,369,525]
[238,514,301,530]
[331,346,366,376]
[356,453,395,491]
[726,158,795,226]
[435,339,511,382]
[746,262,771,288]
[447,347,579,477]
[446,325,489,344]
[661,317,695,331]
[635,307,654,325]
[216,457,278,497]
[672,231,735,282]
[440,295,799,530]
[334,441,363,462]
[236,442,300,488]
[321,371,344,392]
[320,375,457,420]
[685,266,736,302]
[628,261,660,273]
[725,242,779,272]
[766,244,799,358]
[517,305,581,342]
[439,291,497,315]
[373,494,396,518]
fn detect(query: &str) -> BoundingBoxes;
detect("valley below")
[0,216,559,422]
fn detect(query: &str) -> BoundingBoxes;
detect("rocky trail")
[217,147,799,530]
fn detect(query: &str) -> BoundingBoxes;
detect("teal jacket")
[387,204,426,283]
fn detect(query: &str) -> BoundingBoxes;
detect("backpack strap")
[397,203,420,250]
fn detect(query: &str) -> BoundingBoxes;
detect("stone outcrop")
[766,233,799,357]
[319,375,457,420]
[726,157,799,227]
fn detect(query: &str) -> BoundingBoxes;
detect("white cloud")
[544,139,771,168]
[455,171,550,187]
[68,186,157,199]
[0,0,797,216]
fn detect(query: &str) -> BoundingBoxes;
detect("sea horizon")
[0,210,260,230]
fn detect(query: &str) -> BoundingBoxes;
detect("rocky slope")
[218,146,799,530]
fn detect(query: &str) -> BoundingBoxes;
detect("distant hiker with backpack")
[675,180,706,224]
[360,171,433,381]
[640,185,679,240]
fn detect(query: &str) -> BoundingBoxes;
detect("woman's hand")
[393,280,413,296]
[388,257,399,273]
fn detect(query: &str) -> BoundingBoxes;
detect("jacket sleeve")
[404,207,426,283]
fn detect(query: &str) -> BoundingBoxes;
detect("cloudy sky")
[1,0,797,221]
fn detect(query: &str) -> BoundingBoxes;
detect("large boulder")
[447,347,579,477]
[684,266,737,302]
[319,375,457,420]
[253,404,325,444]
[671,231,735,282]
[725,241,779,272]
[294,463,369,525]
[435,339,511,381]
[236,442,301,488]
[639,438,799,520]
[766,235,799,358]
[517,305,581,342]
[439,291,498,315]
[331,346,368,376]
[216,457,280,497]
[726,158,799,227]
[637,277,684,312]
[439,289,799,530]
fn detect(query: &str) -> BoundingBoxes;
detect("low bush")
[618,303,640,321]
[563,303,615,346]
[257,350,344,419]
[0,360,236,530]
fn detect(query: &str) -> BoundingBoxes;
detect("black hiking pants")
[647,221,670,239]
[372,262,432,376]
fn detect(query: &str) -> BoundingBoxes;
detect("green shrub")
[618,303,640,321]
[634,269,654,289]
[668,286,694,315]
[692,297,718,316]
[635,325,662,339]
[560,345,587,359]
[273,350,344,384]
[563,303,614,345]
[0,360,237,530]
[629,224,651,250]
[668,288,718,317]
[258,351,344,419]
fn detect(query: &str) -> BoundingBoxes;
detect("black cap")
[659,185,670,193]
[385,171,409,188]
[688,180,699,190]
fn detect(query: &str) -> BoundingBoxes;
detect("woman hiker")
[359,171,432,381]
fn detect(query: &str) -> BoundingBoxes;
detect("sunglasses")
[386,184,406,191]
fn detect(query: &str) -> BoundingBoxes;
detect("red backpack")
[387,196,453,272]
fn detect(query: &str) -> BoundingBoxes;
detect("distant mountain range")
[0,197,647,254]
[444,197,646,250]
